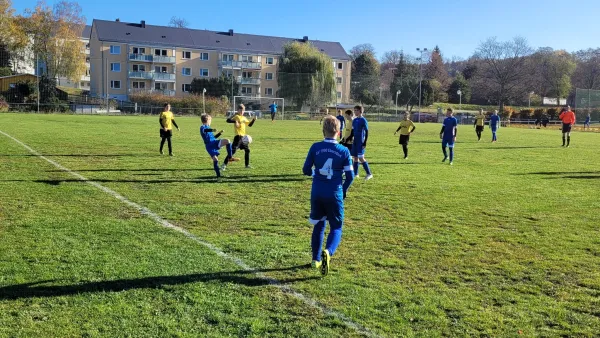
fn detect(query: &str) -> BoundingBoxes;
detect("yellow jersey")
[231,114,250,136]
[398,120,415,135]
[475,114,486,127]
[159,111,174,130]
[343,117,353,139]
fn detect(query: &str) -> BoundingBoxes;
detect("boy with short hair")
[269,101,278,122]
[394,113,416,159]
[474,109,486,141]
[490,110,501,142]
[348,105,373,180]
[584,113,591,130]
[227,104,256,168]
[302,115,354,276]
[559,106,576,147]
[336,110,345,140]
[159,103,179,156]
[440,108,458,165]
[341,109,354,149]
[200,114,234,179]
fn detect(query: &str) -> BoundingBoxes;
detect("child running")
[200,114,234,180]
[302,115,354,276]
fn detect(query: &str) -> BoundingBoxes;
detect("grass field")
[1,113,599,337]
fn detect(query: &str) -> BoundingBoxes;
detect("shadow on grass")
[515,171,600,176]
[0,265,319,300]
[368,162,421,165]
[0,174,307,185]
[46,168,214,173]
[0,154,149,157]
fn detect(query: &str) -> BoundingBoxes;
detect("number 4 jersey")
[303,139,353,194]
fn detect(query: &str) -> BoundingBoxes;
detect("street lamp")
[416,47,428,123]
[202,88,207,115]
[457,90,462,110]
[529,91,534,108]
[395,90,401,117]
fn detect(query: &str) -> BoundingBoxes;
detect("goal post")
[233,96,285,120]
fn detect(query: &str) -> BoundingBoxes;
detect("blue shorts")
[205,140,220,157]
[442,139,455,148]
[309,191,344,228]
[350,143,365,157]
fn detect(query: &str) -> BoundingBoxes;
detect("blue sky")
[13,0,600,60]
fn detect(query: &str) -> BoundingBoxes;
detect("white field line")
[0,130,380,338]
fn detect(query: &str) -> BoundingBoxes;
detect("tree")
[0,0,27,69]
[20,1,86,82]
[190,75,239,99]
[532,48,576,104]
[350,49,380,105]
[0,66,10,76]
[168,16,189,28]
[447,73,471,104]
[277,41,335,110]
[425,46,450,89]
[473,36,533,112]
[349,43,375,60]
[572,48,600,90]
[389,52,421,110]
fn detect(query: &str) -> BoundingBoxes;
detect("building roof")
[82,25,92,39]
[92,20,350,60]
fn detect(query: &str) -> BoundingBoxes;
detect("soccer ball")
[242,135,253,145]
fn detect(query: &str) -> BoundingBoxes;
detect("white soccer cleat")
[221,165,227,171]
[365,174,373,181]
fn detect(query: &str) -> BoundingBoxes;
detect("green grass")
[1,113,599,337]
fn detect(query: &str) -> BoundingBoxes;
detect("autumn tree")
[19,1,86,82]
[0,0,27,71]
[532,48,576,104]
[350,47,380,105]
[425,46,450,92]
[572,48,600,90]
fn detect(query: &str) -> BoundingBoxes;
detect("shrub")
[519,109,535,119]
[546,107,561,120]
[501,106,515,119]
[533,108,546,119]
[0,96,8,112]
[129,92,230,116]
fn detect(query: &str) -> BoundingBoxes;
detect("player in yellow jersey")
[394,113,416,159]
[159,103,179,156]
[473,109,486,142]
[226,104,256,168]
[340,109,354,150]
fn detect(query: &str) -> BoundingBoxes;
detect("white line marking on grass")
[1,130,380,338]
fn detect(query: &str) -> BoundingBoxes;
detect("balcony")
[240,78,261,85]
[128,54,176,64]
[219,60,261,70]
[130,88,176,97]
[129,71,176,81]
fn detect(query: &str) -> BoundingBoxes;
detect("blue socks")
[311,220,343,261]
[213,161,220,178]
[325,222,343,256]
[492,132,497,141]
[353,162,359,176]
[449,148,454,162]
[362,162,372,175]
[442,146,448,158]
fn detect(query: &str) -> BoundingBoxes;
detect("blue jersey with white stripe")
[352,116,368,144]
[442,117,458,140]
[336,115,346,130]
[303,139,352,193]
[200,125,217,145]
[490,115,500,130]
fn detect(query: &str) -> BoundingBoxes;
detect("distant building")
[89,19,351,101]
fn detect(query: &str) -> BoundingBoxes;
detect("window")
[337,62,343,70]
[155,49,168,56]
[265,88,273,95]
[182,84,191,92]
[155,83,168,90]
[337,77,342,84]
[85,43,90,50]
[182,51,191,59]
[266,57,274,65]
[86,57,90,64]
[111,80,121,89]
[8,83,16,89]
[222,54,234,61]
[110,63,121,72]
[132,81,146,89]
[200,52,209,61]
[242,55,253,62]
[241,87,252,94]
[86,69,90,76]
[223,70,233,78]
[110,45,121,54]
[132,64,146,72]
[155,66,168,73]
[133,47,146,54]
[265,72,273,80]
[242,71,252,78]
[182,68,191,76]
[200,68,209,77]
[337,91,342,99]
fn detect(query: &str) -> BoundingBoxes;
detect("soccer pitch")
[1,113,599,337]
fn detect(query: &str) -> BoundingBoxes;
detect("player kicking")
[226,104,256,168]
[200,114,233,180]
[302,115,354,276]
[340,110,354,149]
[559,106,576,147]
[394,113,416,159]
[348,105,373,180]
[474,109,485,141]
[490,110,500,142]
[159,103,179,156]
[440,108,458,165]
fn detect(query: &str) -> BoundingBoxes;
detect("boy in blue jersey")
[200,114,234,179]
[269,101,278,122]
[440,108,458,165]
[585,113,591,130]
[336,110,345,140]
[490,110,501,142]
[348,105,373,180]
[302,115,355,276]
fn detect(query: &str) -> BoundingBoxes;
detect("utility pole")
[416,47,428,123]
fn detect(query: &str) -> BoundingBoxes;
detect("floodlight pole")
[36,54,40,113]
[202,88,206,115]
[457,90,462,110]
[416,47,428,123]
[395,90,401,117]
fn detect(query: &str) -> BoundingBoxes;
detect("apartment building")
[89,19,351,102]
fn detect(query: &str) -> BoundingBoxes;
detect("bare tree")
[349,43,375,60]
[168,16,189,28]
[572,48,600,90]
[473,36,533,112]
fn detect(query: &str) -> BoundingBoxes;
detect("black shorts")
[476,125,484,132]
[233,135,249,150]
[160,129,173,138]
[399,135,410,145]
[562,123,572,133]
